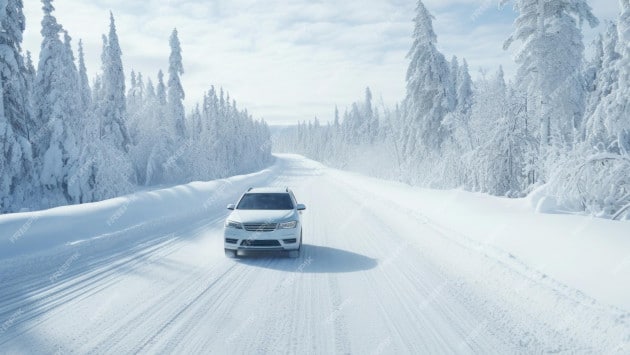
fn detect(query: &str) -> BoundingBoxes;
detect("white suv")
[224,187,306,258]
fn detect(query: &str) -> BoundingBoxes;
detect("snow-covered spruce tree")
[403,0,454,156]
[137,71,172,186]
[456,60,472,125]
[140,68,170,184]
[444,58,473,151]
[88,13,134,200]
[274,88,402,178]
[433,57,476,190]
[68,38,98,204]
[540,1,630,219]
[362,87,374,144]
[606,0,630,139]
[59,30,97,204]
[449,56,459,110]
[0,0,35,211]
[333,105,340,132]
[141,30,189,185]
[24,49,36,126]
[583,33,604,138]
[149,28,189,183]
[190,103,202,141]
[342,103,360,145]
[207,87,228,176]
[126,70,142,129]
[101,12,131,152]
[34,0,83,207]
[168,28,186,139]
[200,86,222,177]
[129,76,150,184]
[156,69,167,107]
[582,22,621,146]
[501,0,598,157]
[126,70,146,157]
[77,39,91,112]
[473,85,535,196]
[201,91,272,177]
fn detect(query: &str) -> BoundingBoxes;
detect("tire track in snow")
[0,234,186,348]
[325,170,628,352]
[133,261,244,352]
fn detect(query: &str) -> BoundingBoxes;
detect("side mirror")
[227,204,235,210]
[297,204,306,211]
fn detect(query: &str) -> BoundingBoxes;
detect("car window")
[237,193,295,210]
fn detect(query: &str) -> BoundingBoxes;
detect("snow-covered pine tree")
[168,28,186,138]
[584,22,621,146]
[584,33,604,121]
[35,0,83,206]
[127,70,147,148]
[343,103,361,144]
[403,0,454,155]
[87,12,134,199]
[127,70,139,119]
[0,0,30,139]
[157,69,167,107]
[501,0,598,153]
[363,87,379,144]
[145,78,156,100]
[0,0,35,211]
[607,0,630,140]
[70,38,97,204]
[24,50,36,127]
[33,0,63,147]
[467,67,508,190]
[190,103,202,141]
[101,12,130,152]
[449,56,459,110]
[77,39,91,112]
[59,30,91,204]
[150,69,167,135]
[520,2,629,218]
[131,72,165,185]
[452,58,474,150]
[61,31,80,119]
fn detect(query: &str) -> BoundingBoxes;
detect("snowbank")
[0,159,280,260]
[326,167,630,310]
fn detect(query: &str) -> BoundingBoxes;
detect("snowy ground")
[0,154,628,353]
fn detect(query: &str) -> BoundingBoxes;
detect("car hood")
[229,209,297,223]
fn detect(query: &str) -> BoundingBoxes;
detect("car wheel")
[288,250,300,258]
[299,229,303,250]
[225,249,237,258]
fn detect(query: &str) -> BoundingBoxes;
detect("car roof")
[246,187,290,194]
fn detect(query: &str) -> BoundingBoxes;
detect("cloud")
[21,0,617,126]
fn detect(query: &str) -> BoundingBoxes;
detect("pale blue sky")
[22,0,618,125]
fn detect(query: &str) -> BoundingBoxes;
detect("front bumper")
[224,226,301,251]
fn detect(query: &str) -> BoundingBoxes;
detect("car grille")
[243,223,277,232]
[241,239,281,247]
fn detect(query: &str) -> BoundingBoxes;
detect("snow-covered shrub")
[545,134,630,219]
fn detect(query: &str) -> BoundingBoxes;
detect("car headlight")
[225,220,243,229]
[278,221,297,229]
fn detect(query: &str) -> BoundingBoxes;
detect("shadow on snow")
[235,244,378,273]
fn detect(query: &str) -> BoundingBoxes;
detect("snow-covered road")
[0,155,628,353]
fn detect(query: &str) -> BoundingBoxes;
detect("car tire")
[288,250,300,258]
[299,229,303,250]
[225,249,237,258]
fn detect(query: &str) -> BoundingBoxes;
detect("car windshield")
[237,193,294,210]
